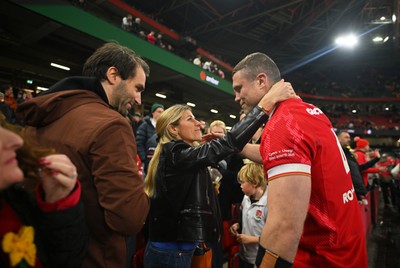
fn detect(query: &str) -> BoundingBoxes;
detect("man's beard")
[112,82,129,116]
[118,104,128,116]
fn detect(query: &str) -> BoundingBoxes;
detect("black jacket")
[136,116,156,163]
[0,102,15,123]
[1,185,87,268]
[148,106,268,243]
[342,147,369,199]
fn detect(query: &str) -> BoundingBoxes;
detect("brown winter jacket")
[17,77,150,268]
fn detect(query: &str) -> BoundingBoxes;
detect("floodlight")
[335,34,358,48]
[155,93,166,99]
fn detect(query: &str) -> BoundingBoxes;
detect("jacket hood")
[17,77,111,127]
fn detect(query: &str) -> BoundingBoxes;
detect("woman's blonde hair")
[144,105,191,197]
[237,162,266,191]
[209,120,227,134]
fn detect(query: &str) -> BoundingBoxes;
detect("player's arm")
[259,174,311,263]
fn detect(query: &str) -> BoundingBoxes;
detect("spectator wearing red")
[218,68,225,79]
[376,154,396,207]
[2,85,17,111]
[146,31,157,45]
[392,156,400,180]
[354,137,381,187]
[0,92,14,123]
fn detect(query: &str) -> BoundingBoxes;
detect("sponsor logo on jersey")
[342,186,355,204]
[306,107,323,115]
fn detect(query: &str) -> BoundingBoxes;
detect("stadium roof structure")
[128,0,399,77]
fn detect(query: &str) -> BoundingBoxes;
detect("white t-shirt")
[239,190,267,264]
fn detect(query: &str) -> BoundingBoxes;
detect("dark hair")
[337,130,349,136]
[233,52,281,84]
[82,42,150,80]
[1,84,12,93]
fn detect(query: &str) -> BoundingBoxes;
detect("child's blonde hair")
[237,162,266,191]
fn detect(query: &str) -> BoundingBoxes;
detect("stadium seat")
[132,247,145,268]
[228,244,240,268]
[222,220,239,254]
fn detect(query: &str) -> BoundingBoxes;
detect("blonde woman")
[143,80,294,268]
[209,120,227,135]
[209,119,228,170]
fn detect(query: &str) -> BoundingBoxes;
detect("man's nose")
[234,92,240,103]
[135,94,141,105]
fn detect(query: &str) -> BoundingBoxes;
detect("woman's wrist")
[258,94,278,115]
[258,104,271,115]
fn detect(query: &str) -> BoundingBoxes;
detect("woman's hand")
[258,79,296,115]
[201,133,223,143]
[38,154,78,203]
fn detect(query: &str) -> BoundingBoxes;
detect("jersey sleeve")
[260,102,314,181]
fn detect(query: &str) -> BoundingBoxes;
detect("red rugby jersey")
[260,98,368,268]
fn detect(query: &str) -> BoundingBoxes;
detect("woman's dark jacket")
[0,185,87,267]
[148,106,268,243]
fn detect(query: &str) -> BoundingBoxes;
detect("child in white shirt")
[229,162,267,268]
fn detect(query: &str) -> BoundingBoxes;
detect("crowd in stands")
[314,102,400,131]
[119,9,228,78]
[191,55,225,78]
[74,0,400,98]
[0,85,35,124]
[119,1,400,91]
[71,1,400,135]
[293,67,400,98]
[120,13,175,54]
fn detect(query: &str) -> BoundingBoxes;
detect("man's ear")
[105,67,119,85]
[256,73,268,89]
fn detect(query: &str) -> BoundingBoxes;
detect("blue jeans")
[144,242,196,268]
